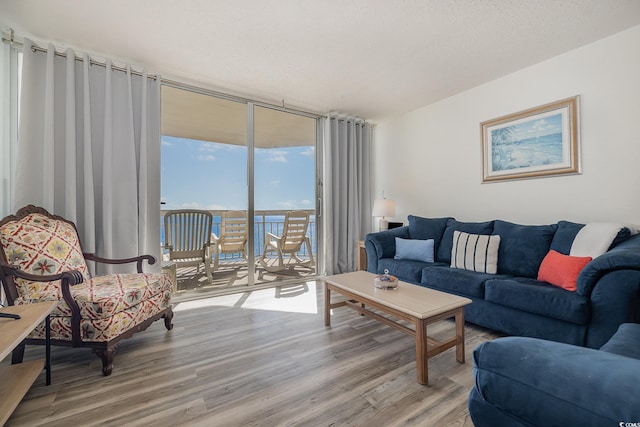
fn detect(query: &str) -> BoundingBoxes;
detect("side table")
[357,240,367,271]
[0,301,56,425]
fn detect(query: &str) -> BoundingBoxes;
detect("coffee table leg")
[324,283,331,326]
[455,309,465,363]
[416,318,429,385]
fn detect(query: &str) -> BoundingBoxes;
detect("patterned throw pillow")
[451,231,501,274]
[0,213,91,297]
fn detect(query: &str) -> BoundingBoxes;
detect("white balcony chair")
[259,210,314,272]
[211,210,248,270]
[163,209,213,283]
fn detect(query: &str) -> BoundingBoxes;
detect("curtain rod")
[3,29,327,119]
[29,44,158,81]
[2,31,157,80]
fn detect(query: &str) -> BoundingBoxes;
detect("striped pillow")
[451,231,501,274]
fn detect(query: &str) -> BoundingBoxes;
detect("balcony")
[161,209,317,300]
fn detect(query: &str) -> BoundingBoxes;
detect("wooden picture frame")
[481,96,580,182]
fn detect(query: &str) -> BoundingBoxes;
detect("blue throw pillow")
[394,237,435,263]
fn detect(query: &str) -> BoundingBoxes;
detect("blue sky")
[161,136,315,211]
[512,113,563,141]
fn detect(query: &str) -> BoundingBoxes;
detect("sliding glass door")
[253,105,318,284]
[160,85,319,294]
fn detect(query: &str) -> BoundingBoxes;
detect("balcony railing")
[160,209,317,262]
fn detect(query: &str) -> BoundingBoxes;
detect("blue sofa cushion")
[436,219,495,264]
[485,277,590,324]
[493,220,557,278]
[550,220,584,254]
[421,266,511,299]
[377,258,446,284]
[611,227,633,248]
[407,215,452,256]
[599,323,640,360]
[468,387,528,427]
[472,337,640,427]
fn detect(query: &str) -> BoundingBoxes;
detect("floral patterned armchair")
[0,205,174,376]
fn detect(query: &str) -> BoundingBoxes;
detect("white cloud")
[270,180,281,186]
[197,154,216,161]
[205,203,227,210]
[277,200,297,209]
[266,150,288,163]
[300,147,315,157]
[177,202,204,209]
[198,142,219,152]
[269,155,288,163]
[161,138,173,147]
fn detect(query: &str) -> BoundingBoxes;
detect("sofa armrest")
[577,234,640,296]
[364,227,409,272]
[472,337,640,427]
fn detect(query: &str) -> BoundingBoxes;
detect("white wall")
[374,25,640,227]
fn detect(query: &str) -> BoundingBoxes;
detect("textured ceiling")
[1,0,640,120]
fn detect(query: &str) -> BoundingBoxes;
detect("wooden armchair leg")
[164,308,174,330]
[94,345,118,376]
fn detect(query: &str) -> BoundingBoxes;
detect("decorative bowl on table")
[374,269,398,289]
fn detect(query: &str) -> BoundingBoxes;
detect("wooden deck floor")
[171,259,317,303]
[5,281,501,426]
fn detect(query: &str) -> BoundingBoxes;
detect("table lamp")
[372,198,396,231]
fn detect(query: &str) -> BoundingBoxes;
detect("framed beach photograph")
[481,96,580,183]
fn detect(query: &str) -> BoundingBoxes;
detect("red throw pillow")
[538,250,592,291]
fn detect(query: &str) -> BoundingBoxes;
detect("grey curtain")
[13,39,161,273]
[323,117,372,274]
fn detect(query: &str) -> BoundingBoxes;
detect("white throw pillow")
[451,231,500,274]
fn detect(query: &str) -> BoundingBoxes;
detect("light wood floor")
[5,281,501,426]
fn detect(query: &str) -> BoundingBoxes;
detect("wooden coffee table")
[324,271,472,385]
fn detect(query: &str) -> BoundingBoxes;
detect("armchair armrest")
[0,262,85,344]
[266,232,282,244]
[1,265,84,286]
[83,253,156,273]
[472,337,640,426]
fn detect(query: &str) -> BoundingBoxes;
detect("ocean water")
[492,132,563,171]
[160,215,317,258]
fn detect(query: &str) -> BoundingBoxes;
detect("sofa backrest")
[407,215,452,259]
[493,220,557,278]
[599,323,640,360]
[551,220,632,255]
[436,219,495,264]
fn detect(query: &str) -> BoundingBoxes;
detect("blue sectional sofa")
[365,215,640,348]
[468,323,640,426]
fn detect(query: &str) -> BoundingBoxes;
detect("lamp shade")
[372,199,395,218]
